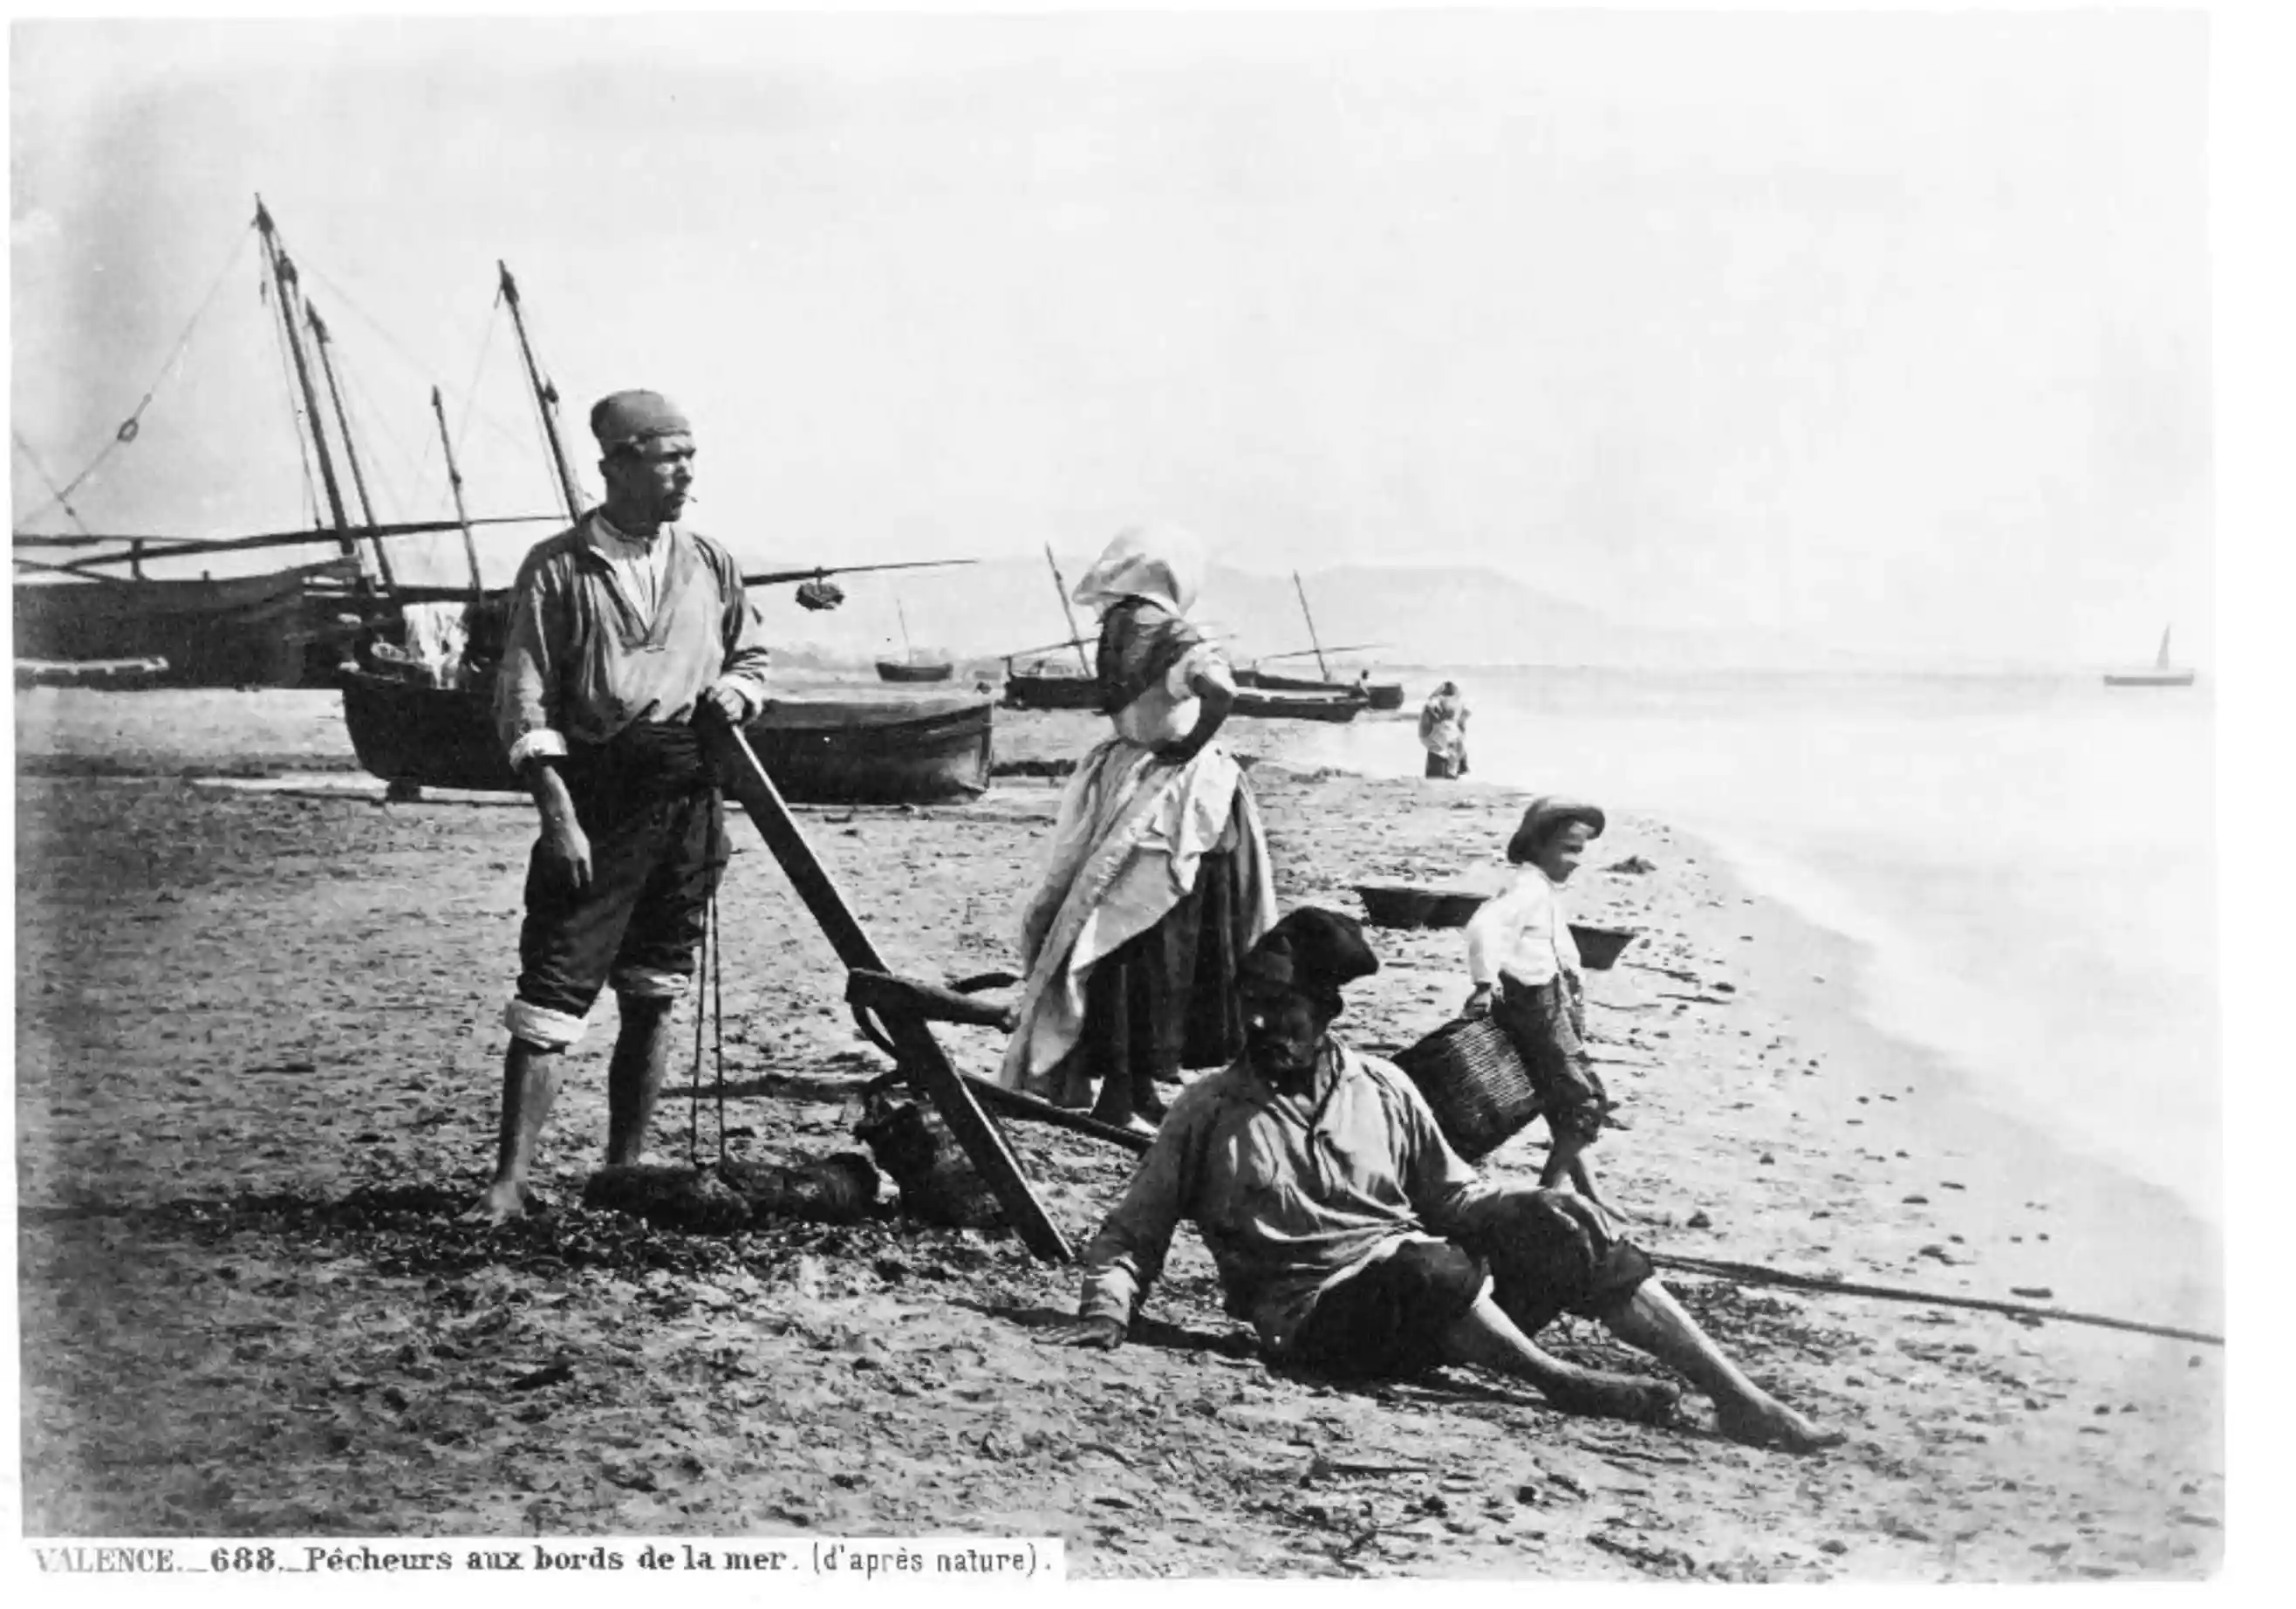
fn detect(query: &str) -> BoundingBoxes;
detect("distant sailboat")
[876,595,953,682]
[2103,626,2196,688]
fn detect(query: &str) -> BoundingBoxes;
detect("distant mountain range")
[751,555,1849,672]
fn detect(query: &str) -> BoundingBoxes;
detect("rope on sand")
[1648,1251,2224,1348]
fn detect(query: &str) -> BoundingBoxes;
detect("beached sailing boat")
[996,548,1364,722]
[1233,571,1405,710]
[333,263,996,804]
[11,200,559,687]
[2102,626,2196,688]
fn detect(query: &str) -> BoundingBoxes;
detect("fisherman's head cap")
[591,390,692,454]
[1238,907,1380,1015]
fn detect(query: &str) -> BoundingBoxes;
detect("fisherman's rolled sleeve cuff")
[504,996,590,1051]
[507,729,569,772]
[709,673,767,723]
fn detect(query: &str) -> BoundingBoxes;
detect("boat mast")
[896,596,916,662]
[1292,571,1332,681]
[430,386,486,599]
[498,262,586,523]
[304,303,396,589]
[254,197,358,561]
[1043,544,1092,674]
[2157,626,2172,668]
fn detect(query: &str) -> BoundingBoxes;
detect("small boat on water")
[339,669,994,804]
[877,658,953,683]
[2104,626,2196,688]
[875,596,953,681]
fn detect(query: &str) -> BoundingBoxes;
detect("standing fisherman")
[475,390,770,1223]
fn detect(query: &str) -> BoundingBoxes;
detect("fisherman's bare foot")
[1540,1369,1682,1426]
[1715,1397,1843,1453]
[466,1180,548,1226]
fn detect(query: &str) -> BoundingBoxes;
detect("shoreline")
[1658,816,2222,1335]
[13,688,2224,1572]
[11,684,2223,1325]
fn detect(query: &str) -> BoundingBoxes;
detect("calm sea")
[1285,667,2220,1222]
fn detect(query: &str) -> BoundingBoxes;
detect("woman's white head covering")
[1070,524,1206,618]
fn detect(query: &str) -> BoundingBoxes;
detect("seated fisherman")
[1056,907,1841,1452]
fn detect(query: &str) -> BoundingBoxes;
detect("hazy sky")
[10,10,2211,665]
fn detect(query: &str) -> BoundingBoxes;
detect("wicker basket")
[1392,1015,1545,1162]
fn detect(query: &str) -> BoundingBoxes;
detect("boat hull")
[999,671,1363,722]
[1000,671,1103,711]
[876,659,953,683]
[1238,666,1402,710]
[338,670,994,804]
[1233,687,1363,722]
[2102,670,2197,688]
[12,560,373,688]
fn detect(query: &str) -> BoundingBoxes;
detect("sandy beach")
[11,686,2223,1578]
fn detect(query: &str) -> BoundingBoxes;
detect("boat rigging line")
[10,430,92,535]
[14,218,256,530]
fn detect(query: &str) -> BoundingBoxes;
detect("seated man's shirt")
[1078,1041,1508,1352]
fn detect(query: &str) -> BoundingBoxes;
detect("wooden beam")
[699,714,1074,1263]
[963,1074,1152,1156]
[846,968,1015,1031]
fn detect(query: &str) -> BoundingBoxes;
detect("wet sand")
[11,688,2222,1576]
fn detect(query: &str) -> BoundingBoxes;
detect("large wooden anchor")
[700,714,1146,1265]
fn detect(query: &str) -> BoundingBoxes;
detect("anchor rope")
[687,798,731,1171]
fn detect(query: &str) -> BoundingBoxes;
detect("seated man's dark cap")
[590,389,691,452]
[1238,907,1380,1012]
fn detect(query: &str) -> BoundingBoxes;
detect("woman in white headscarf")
[998,525,1280,1131]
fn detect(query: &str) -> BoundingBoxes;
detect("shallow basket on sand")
[1354,882,1489,929]
[1569,925,1639,971]
[1391,1017,1543,1162]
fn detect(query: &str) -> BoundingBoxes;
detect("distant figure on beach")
[475,389,771,1224]
[1056,907,1839,1452]
[1418,681,1469,778]
[996,524,1279,1133]
[1463,796,1616,1208]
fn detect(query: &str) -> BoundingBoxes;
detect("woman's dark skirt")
[1044,790,1257,1124]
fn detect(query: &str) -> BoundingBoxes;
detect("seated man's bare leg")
[1596,1280,1842,1452]
[605,994,677,1168]
[1439,1293,1680,1424]
[475,1038,564,1223]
